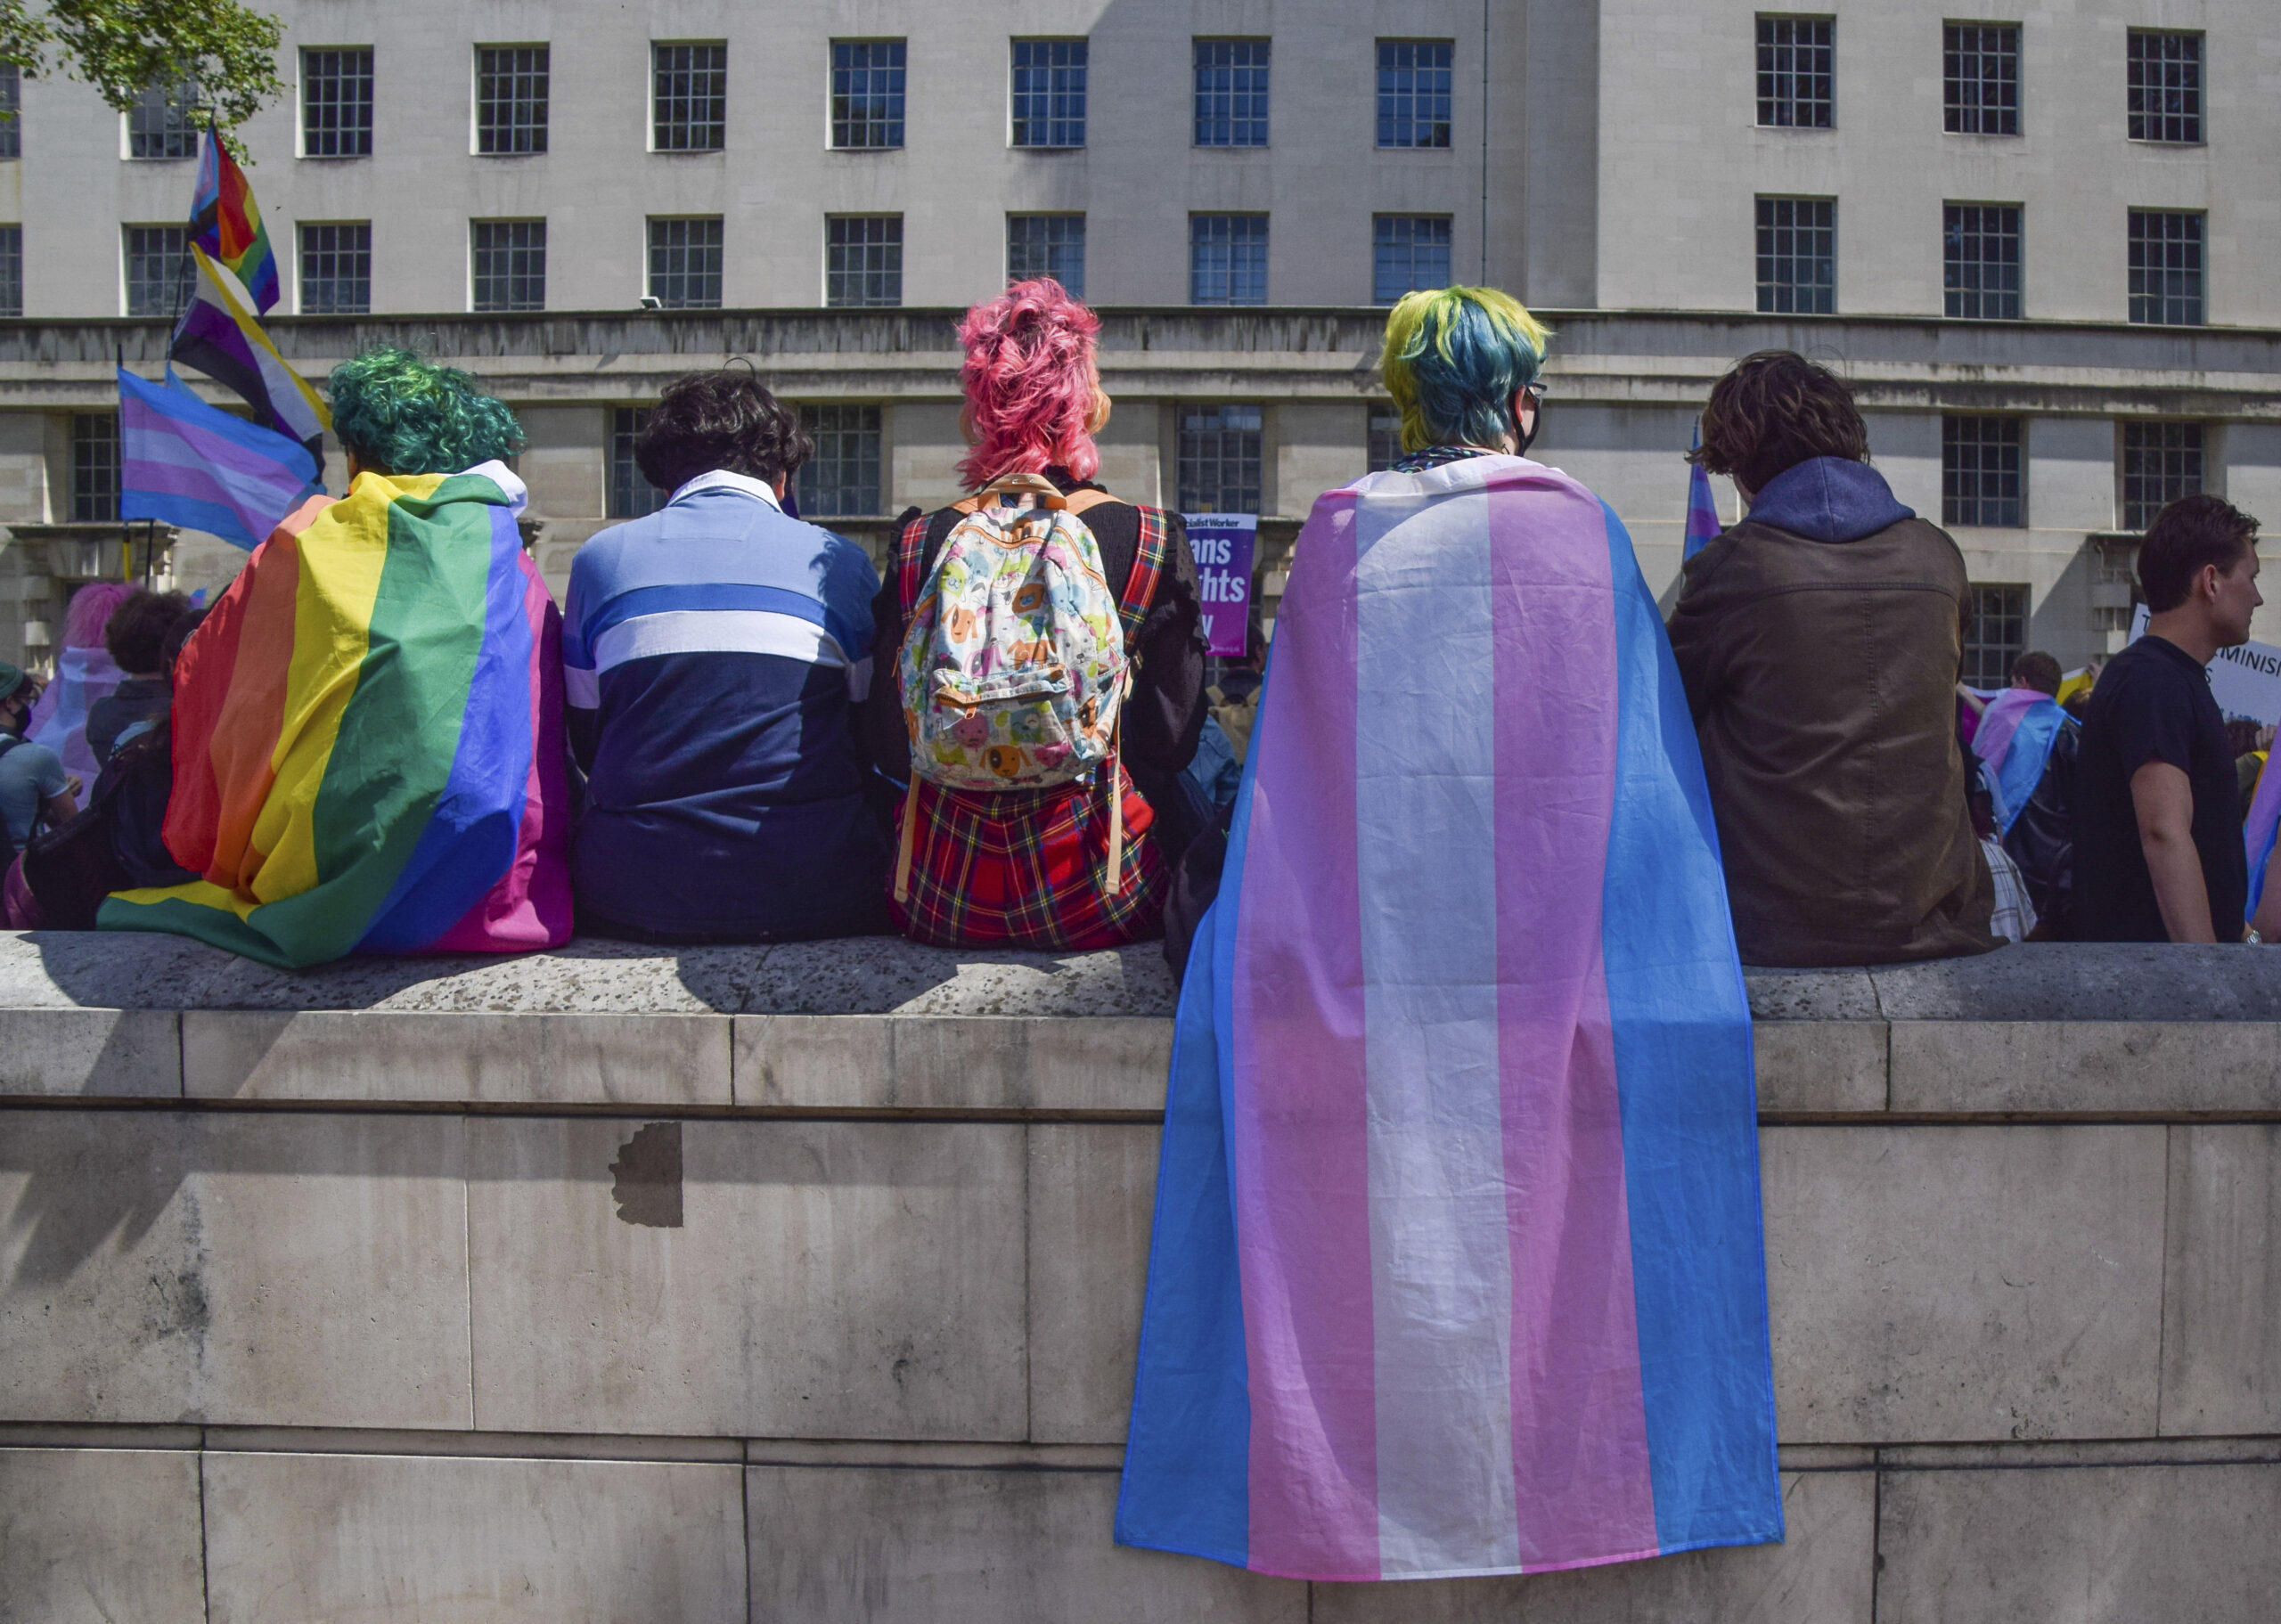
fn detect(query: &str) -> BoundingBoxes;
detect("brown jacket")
[1667,470,1997,967]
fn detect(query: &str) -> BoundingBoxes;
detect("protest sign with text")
[1185,512,1257,657]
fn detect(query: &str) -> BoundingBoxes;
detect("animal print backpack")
[894,471,1132,902]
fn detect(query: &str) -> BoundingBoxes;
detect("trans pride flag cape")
[99,463,571,967]
[2246,755,2281,919]
[1117,454,1782,1580]
[1971,688,2069,836]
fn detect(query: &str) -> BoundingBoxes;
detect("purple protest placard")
[1185,512,1257,658]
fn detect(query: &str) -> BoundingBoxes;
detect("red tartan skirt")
[888,767,1171,951]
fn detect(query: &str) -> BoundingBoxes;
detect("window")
[0,63,20,159]
[2127,30,2201,144]
[609,406,666,519]
[1755,17,1833,128]
[1943,417,2023,528]
[1755,197,1835,314]
[1944,204,2021,319]
[825,216,902,307]
[1178,406,1263,513]
[302,48,373,157]
[471,219,545,311]
[0,224,17,316]
[72,413,119,521]
[2129,211,2203,327]
[1368,407,1403,472]
[1195,39,1269,147]
[1011,39,1087,148]
[1373,216,1451,305]
[1007,214,1085,298]
[299,222,371,314]
[830,40,903,150]
[1190,214,1267,306]
[797,404,882,517]
[1377,41,1452,148]
[648,216,723,308]
[1961,584,2027,690]
[2122,422,2203,532]
[1943,25,2018,135]
[127,81,200,159]
[477,45,548,154]
[654,43,725,151]
[124,225,192,316]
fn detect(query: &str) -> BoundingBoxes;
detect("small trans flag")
[1684,421,1722,560]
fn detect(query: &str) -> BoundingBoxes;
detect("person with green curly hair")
[327,347,527,477]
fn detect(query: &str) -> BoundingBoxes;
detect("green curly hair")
[327,347,526,476]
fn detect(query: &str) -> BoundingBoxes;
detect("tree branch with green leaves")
[0,0,285,153]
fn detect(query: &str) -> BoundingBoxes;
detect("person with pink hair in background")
[860,278,1207,948]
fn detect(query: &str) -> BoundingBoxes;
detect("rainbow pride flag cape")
[99,463,571,967]
[1118,455,1782,1580]
[189,131,280,313]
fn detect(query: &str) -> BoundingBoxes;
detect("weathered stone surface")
[184,1008,732,1104]
[1743,969,1881,1023]
[2162,1125,2281,1437]
[1762,1124,2166,1442]
[1752,1022,1885,1114]
[466,1117,1026,1439]
[0,1109,470,1428]
[1310,1468,1873,1623]
[1029,1124,1157,1444]
[738,1016,1170,1111]
[746,1463,1305,1622]
[0,1008,178,1097]
[0,1446,205,1622]
[203,1449,745,1623]
[1869,942,2281,1022]
[748,938,1177,1016]
[1891,1022,2281,1114]
[1876,1460,2281,1623]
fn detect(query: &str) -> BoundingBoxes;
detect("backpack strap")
[891,509,934,621]
[1116,506,1174,648]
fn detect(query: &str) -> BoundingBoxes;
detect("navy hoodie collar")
[1745,456,1915,543]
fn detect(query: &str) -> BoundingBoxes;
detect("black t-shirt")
[2073,635,2247,942]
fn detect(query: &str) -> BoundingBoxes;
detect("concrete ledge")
[0,1007,176,1097]
[734,1015,1171,1112]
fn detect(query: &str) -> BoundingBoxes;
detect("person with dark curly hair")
[561,367,889,941]
[83,589,192,769]
[1668,349,1998,965]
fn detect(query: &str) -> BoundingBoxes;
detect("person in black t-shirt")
[2076,495,2264,942]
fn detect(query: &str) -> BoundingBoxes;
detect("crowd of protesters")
[0,279,2271,965]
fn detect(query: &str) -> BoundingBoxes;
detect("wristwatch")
[2248,927,2265,945]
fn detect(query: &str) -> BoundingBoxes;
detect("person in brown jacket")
[1668,350,1999,966]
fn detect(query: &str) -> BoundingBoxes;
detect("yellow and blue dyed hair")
[1378,288,1552,454]
[329,347,526,476]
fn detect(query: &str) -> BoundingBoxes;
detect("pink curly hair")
[955,279,1102,490]
[61,583,136,649]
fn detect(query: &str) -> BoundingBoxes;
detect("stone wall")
[2,933,2277,1621]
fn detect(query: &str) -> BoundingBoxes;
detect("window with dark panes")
[1007,215,1085,298]
[830,40,903,150]
[1944,203,2022,319]
[0,63,20,159]
[299,222,371,314]
[471,219,545,312]
[1943,25,2018,135]
[1368,407,1403,472]
[2128,211,2203,327]
[654,43,725,151]
[303,49,372,157]
[1755,17,1833,128]
[1373,216,1451,305]
[1194,39,1269,147]
[1011,39,1087,148]
[648,217,723,308]
[1178,405,1263,513]
[477,46,548,154]
[1942,417,2023,528]
[0,224,18,316]
[797,404,883,517]
[1755,197,1835,314]
[2127,30,2201,143]
[609,406,666,519]
[1377,40,1452,148]
[825,216,902,307]
[1961,584,2027,689]
[124,225,193,316]
[1190,214,1267,306]
[72,412,119,521]
[127,81,200,159]
[2122,422,2203,532]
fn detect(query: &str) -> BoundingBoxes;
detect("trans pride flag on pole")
[119,366,320,549]
[1117,454,1782,1580]
[99,463,571,967]
[189,130,281,314]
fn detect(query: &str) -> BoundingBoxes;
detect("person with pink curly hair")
[862,279,1208,949]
